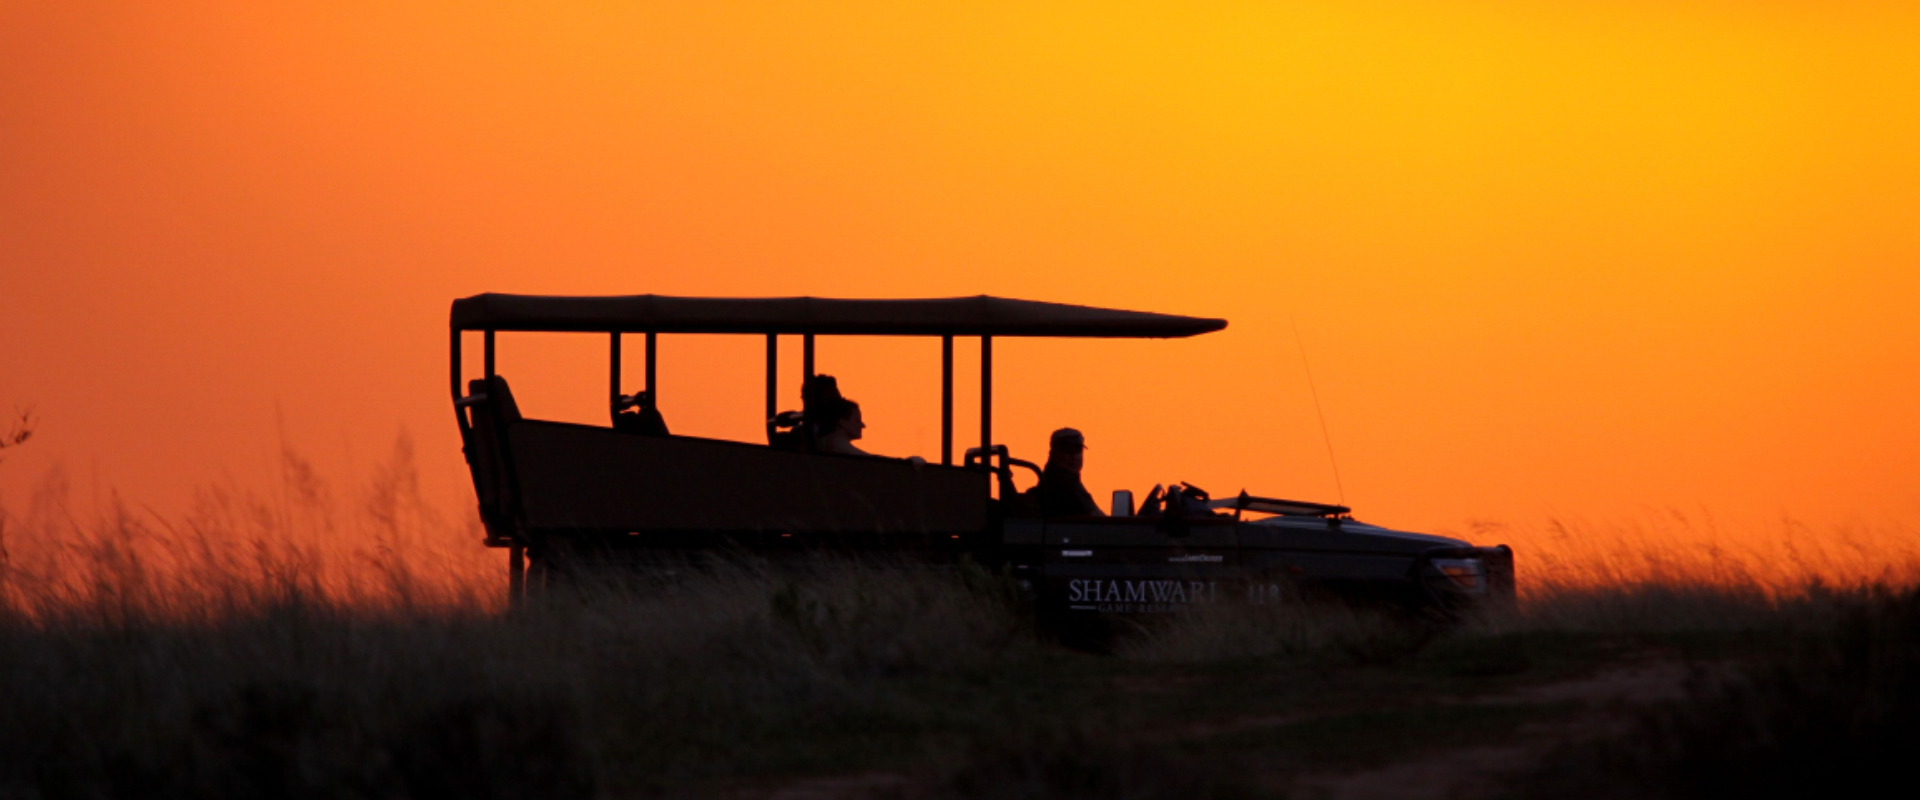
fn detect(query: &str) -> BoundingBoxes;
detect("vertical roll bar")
[450,329,468,475]
[450,329,462,402]
[483,328,520,606]
[609,332,622,407]
[645,332,657,400]
[980,335,992,461]
[803,334,815,379]
[941,335,953,466]
[765,334,778,421]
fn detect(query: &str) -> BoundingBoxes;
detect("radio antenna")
[1290,316,1346,505]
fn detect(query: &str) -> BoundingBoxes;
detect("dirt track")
[1289,661,1694,800]
[746,660,1705,800]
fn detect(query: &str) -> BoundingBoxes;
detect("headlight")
[1431,558,1486,593]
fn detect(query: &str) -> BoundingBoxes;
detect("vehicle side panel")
[507,421,988,536]
[1038,521,1239,614]
[1024,518,1463,620]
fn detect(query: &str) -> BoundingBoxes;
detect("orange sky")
[3,0,1917,537]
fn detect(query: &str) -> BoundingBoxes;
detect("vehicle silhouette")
[450,293,1515,625]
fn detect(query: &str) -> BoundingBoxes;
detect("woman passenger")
[803,374,924,463]
[801,374,845,448]
[816,399,872,457]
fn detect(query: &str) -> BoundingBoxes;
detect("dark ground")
[2,562,1914,799]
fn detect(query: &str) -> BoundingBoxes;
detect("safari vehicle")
[450,294,1516,620]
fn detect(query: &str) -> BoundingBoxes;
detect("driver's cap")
[1049,427,1087,451]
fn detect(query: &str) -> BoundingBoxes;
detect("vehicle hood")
[1247,516,1470,548]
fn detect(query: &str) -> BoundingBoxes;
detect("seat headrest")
[466,375,523,423]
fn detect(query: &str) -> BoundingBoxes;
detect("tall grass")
[1506,583,1920,800]
[0,555,1035,798]
[1456,511,1920,599]
[6,435,1913,619]
[0,439,1055,797]
[3,443,1918,798]
[0,436,500,619]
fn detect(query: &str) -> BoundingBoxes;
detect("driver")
[1034,428,1103,517]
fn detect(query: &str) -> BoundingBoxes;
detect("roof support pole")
[645,332,657,400]
[450,329,462,401]
[609,332,622,408]
[980,335,993,460]
[452,330,469,444]
[803,334,815,379]
[941,335,953,466]
[765,334,778,421]
[478,327,518,603]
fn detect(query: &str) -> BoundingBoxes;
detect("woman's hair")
[802,374,849,430]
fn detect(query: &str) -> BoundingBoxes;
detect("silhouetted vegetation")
[1510,584,1920,800]
[0,407,32,465]
[1,453,1916,798]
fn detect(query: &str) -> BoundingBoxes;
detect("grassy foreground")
[2,551,1917,800]
[3,447,1915,798]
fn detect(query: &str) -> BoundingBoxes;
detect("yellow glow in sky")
[2,1,1916,535]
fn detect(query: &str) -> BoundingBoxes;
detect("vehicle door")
[1041,519,1238,615]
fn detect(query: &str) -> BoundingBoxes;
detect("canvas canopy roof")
[450,294,1227,338]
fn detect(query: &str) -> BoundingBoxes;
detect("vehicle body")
[450,293,1515,618]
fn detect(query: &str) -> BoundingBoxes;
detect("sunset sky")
[3,1,1916,537]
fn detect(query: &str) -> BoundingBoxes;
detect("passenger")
[801,374,846,449]
[803,375,926,463]
[816,399,873,457]
[1035,428,1104,517]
